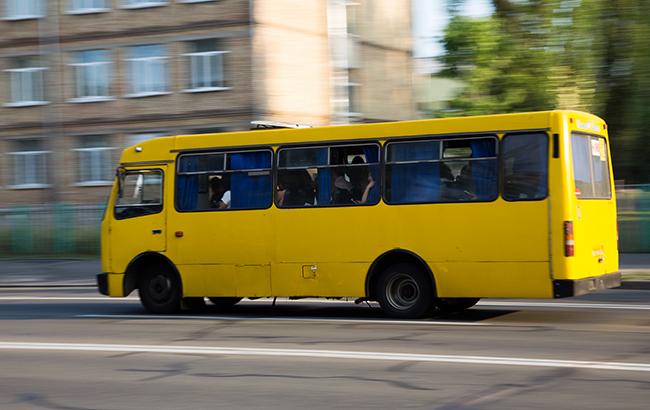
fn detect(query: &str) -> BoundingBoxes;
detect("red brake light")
[564,221,574,257]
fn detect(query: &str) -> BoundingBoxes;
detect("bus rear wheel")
[436,298,479,314]
[208,297,243,309]
[376,263,434,319]
[138,264,181,314]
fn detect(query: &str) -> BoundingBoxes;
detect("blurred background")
[0,0,647,257]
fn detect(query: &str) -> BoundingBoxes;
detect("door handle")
[152,229,162,235]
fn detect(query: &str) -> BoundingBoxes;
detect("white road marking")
[477,301,650,310]
[1,296,650,311]
[1,341,649,373]
[77,314,487,326]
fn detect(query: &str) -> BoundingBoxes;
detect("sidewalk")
[0,255,648,288]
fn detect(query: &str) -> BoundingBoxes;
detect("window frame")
[5,64,48,107]
[183,49,230,93]
[275,141,382,209]
[175,147,274,213]
[124,44,169,98]
[114,168,164,220]
[570,132,612,200]
[73,145,115,186]
[383,134,499,206]
[500,132,550,202]
[120,0,168,10]
[66,0,110,14]
[7,148,50,189]
[4,0,44,20]
[68,50,113,102]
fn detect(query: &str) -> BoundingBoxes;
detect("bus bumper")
[96,272,125,297]
[553,272,621,298]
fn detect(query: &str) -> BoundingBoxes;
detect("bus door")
[111,168,166,270]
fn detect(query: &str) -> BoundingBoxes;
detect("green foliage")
[438,0,650,182]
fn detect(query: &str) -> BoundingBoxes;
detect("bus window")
[276,143,380,207]
[114,169,163,219]
[385,137,497,204]
[502,133,548,201]
[571,134,611,199]
[176,149,272,211]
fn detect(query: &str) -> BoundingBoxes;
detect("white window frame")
[4,0,43,20]
[121,0,168,9]
[73,146,115,186]
[66,0,110,15]
[5,66,48,107]
[69,53,112,103]
[8,150,50,189]
[183,50,230,93]
[125,48,169,98]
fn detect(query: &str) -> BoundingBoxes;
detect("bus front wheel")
[376,263,434,319]
[138,264,181,314]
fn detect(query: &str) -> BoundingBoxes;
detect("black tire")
[436,298,480,314]
[138,264,181,314]
[208,297,243,310]
[375,263,435,319]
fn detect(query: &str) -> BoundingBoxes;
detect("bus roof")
[119,110,606,165]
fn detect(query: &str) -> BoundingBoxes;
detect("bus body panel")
[100,110,619,302]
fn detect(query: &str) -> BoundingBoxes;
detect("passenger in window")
[348,156,376,204]
[279,170,315,207]
[209,176,231,209]
[332,166,354,204]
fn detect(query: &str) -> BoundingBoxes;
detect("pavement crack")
[191,371,437,392]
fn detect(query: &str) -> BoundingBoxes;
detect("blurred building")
[0,0,415,206]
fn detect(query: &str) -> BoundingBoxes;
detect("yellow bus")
[97,110,620,318]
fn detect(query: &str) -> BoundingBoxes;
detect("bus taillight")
[564,221,574,257]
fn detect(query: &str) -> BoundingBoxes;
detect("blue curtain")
[316,149,331,205]
[176,157,199,211]
[230,151,272,209]
[389,143,440,203]
[470,139,497,200]
[362,146,380,204]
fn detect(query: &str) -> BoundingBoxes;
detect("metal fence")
[616,184,650,253]
[0,204,104,257]
[0,186,648,256]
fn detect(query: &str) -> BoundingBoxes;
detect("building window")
[8,140,49,188]
[74,136,114,185]
[68,0,109,14]
[121,0,168,9]
[5,0,43,19]
[5,57,47,107]
[184,39,229,92]
[70,50,111,102]
[126,45,168,97]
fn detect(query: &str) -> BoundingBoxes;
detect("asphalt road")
[1,288,649,409]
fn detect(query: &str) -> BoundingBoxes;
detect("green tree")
[439,0,650,182]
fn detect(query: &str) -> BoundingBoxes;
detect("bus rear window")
[571,133,611,199]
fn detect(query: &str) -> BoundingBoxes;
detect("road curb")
[0,283,95,289]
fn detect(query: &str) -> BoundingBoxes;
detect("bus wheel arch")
[125,252,183,313]
[366,249,437,311]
